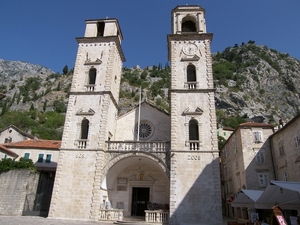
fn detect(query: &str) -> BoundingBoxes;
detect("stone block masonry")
[0,169,40,216]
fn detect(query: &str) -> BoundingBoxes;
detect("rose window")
[135,121,154,139]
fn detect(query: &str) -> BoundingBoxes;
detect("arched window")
[182,16,197,32]
[187,64,196,82]
[81,118,89,139]
[89,68,97,85]
[189,119,199,141]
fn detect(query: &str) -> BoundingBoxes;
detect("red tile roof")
[0,144,18,158]
[4,139,61,150]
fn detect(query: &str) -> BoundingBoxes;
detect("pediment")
[76,108,95,115]
[84,58,102,65]
[181,55,200,61]
[183,107,203,115]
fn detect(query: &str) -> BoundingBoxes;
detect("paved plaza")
[0,216,239,225]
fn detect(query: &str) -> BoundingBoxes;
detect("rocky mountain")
[0,42,300,136]
[213,42,300,124]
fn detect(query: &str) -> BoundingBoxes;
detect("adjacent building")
[270,114,300,182]
[220,122,275,219]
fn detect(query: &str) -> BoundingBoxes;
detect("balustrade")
[185,82,198,89]
[188,140,200,150]
[145,210,169,224]
[77,139,87,149]
[85,84,95,92]
[98,209,123,221]
[106,141,170,152]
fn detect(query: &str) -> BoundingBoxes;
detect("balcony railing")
[184,81,198,89]
[145,210,169,224]
[187,140,200,150]
[99,209,123,221]
[85,84,95,92]
[77,139,87,149]
[106,141,170,152]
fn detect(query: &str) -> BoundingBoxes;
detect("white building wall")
[271,116,300,182]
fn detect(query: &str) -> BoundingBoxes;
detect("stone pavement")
[0,216,113,225]
[0,216,240,225]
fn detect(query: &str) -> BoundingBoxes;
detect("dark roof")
[0,144,18,158]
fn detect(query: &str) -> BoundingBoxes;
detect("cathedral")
[48,5,222,225]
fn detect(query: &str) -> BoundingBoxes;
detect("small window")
[24,153,30,159]
[46,154,52,163]
[253,131,262,143]
[294,134,300,148]
[278,141,284,156]
[4,137,12,143]
[257,173,268,187]
[255,150,265,164]
[3,154,7,159]
[38,154,44,163]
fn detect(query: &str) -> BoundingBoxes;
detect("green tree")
[62,65,68,75]
[43,100,48,112]
[53,100,67,113]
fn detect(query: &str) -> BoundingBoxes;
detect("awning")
[231,190,263,208]
[255,180,300,210]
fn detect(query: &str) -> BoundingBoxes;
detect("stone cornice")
[170,88,215,93]
[76,36,125,62]
[167,33,213,42]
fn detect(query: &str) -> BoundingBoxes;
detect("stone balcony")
[106,141,170,152]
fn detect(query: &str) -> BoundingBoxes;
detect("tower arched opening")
[182,16,197,32]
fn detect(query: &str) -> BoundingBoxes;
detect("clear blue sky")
[0,0,299,73]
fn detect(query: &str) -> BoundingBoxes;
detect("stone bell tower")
[49,18,125,220]
[167,5,222,225]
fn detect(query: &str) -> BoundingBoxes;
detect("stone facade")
[220,122,275,219]
[270,114,300,182]
[48,5,222,224]
[0,170,39,216]
[168,5,222,225]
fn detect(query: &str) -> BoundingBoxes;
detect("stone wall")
[0,169,40,216]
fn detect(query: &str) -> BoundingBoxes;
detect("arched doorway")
[101,155,169,217]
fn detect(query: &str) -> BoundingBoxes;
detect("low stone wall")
[0,169,40,216]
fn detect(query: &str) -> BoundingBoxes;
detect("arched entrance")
[101,155,170,217]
